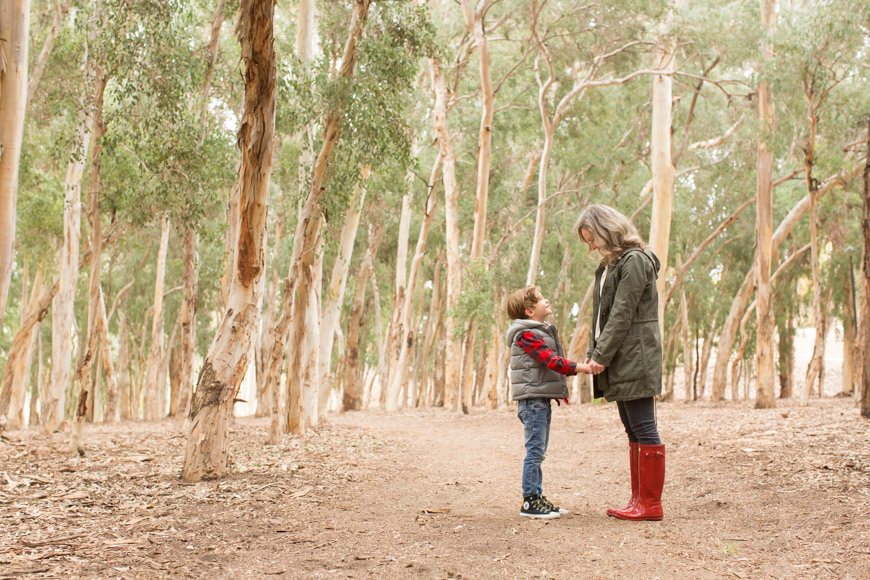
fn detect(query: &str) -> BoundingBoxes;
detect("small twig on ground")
[0,568,51,577]
[20,534,86,548]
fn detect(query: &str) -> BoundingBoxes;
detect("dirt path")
[2,398,869,579]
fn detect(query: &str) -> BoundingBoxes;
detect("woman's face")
[580,228,601,254]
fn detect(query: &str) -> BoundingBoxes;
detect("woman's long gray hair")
[576,204,646,265]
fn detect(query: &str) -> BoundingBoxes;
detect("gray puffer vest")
[505,319,569,401]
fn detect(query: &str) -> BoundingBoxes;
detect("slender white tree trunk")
[26,0,68,106]
[280,0,371,432]
[384,192,412,411]
[754,0,777,409]
[182,0,276,481]
[177,225,199,418]
[144,216,170,420]
[256,214,282,417]
[0,274,58,426]
[97,286,118,422]
[319,174,367,413]
[385,160,440,412]
[70,67,108,454]
[431,58,462,411]
[648,41,676,331]
[4,269,44,428]
[0,0,30,327]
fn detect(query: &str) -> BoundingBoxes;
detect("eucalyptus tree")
[182,0,276,482]
[0,0,30,329]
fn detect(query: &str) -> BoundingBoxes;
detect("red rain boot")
[609,443,664,521]
[607,442,639,518]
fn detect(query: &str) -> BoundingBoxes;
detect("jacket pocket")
[607,334,645,384]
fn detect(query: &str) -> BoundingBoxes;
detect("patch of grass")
[717,540,739,555]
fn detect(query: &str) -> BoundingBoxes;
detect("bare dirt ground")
[2,397,869,580]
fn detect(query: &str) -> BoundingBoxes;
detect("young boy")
[505,285,590,519]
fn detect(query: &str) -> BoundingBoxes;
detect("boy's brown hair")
[506,285,542,320]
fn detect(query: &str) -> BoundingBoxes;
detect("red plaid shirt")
[517,331,578,375]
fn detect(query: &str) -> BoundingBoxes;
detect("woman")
[576,204,665,521]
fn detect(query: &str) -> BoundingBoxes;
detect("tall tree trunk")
[97,286,118,422]
[679,280,692,401]
[182,0,276,482]
[754,0,777,409]
[842,262,857,396]
[340,224,383,413]
[296,0,316,62]
[648,40,676,332]
[26,0,68,106]
[176,224,199,418]
[384,192,412,410]
[117,312,132,420]
[177,0,225,418]
[697,320,717,400]
[70,67,108,454]
[278,0,371,433]
[710,170,854,401]
[860,117,870,419]
[385,159,439,412]
[431,57,462,411]
[0,273,58,426]
[0,0,30,327]
[777,306,795,398]
[2,268,44,428]
[458,0,494,413]
[30,322,43,426]
[800,108,822,407]
[256,214,282,417]
[415,255,442,408]
[318,175,367,414]
[144,216,170,420]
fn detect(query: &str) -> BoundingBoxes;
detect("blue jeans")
[517,398,552,497]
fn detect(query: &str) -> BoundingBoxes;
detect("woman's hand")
[588,359,606,375]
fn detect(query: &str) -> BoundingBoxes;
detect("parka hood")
[505,319,549,349]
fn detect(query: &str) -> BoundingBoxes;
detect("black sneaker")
[540,495,569,515]
[520,496,560,519]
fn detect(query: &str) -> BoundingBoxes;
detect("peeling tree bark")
[182,0,276,482]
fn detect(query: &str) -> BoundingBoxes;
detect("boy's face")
[525,293,553,322]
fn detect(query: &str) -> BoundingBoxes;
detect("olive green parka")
[586,247,663,401]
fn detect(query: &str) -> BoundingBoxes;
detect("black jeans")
[616,397,662,445]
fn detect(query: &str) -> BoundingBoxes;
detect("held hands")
[583,357,606,375]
